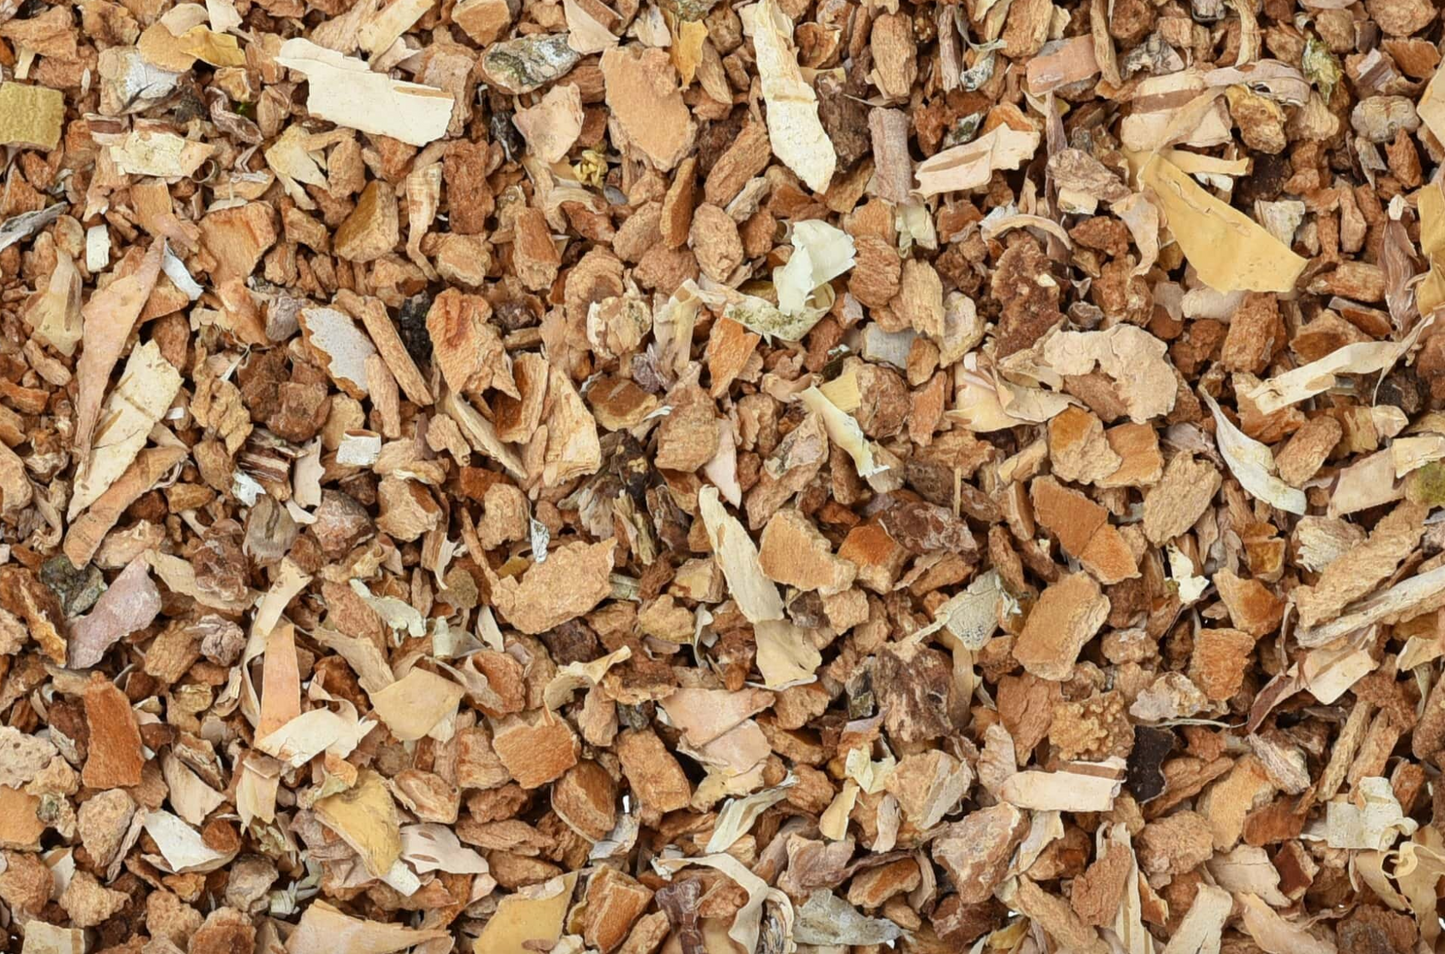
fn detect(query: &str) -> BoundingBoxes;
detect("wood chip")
[1014,572,1110,680]
[276,39,454,146]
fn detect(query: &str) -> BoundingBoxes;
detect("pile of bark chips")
[2,0,1445,950]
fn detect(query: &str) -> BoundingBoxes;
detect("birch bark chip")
[1203,392,1307,514]
[276,39,453,146]
[740,0,835,192]
[69,340,182,520]
[914,126,1042,196]
[1137,152,1307,293]
[698,485,784,623]
[74,240,164,460]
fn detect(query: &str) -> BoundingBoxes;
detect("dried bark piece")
[0,568,66,665]
[616,728,691,816]
[541,366,602,485]
[199,202,276,286]
[553,761,617,841]
[0,787,44,850]
[1275,415,1342,487]
[20,922,85,954]
[584,867,654,953]
[72,343,181,524]
[915,126,1040,196]
[482,34,580,94]
[758,508,856,595]
[1221,293,1282,373]
[1142,454,1222,545]
[876,641,954,743]
[706,317,761,399]
[73,242,165,461]
[1189,628,1257,702]
[471,483,526,551]
[483,540,616,635]
[868,108,912,205]
[1071,843,1132,926]
[1098,423,1163,487]
[189,908,257,954]
[0,83,64,150]
[705,123,771,207]
[661,157,698,248]
[1014,572,1110,681]
[655,392,719,473]
[490,711,580,790]
[277,39,453,146]
[453,0,514,44]
[1031,475,1108,557]
[599,46,695,171]
[1214,569,1284,638]
[0,729,57,791]
[77,790,135,870]
[488,354,546,447]
[849,235,903,311]
[3,854,55,920]
[513,84,584,163]
[868,13,917,100]
[1197,755,1276,851]
[1049,407,1124,485]
[1293,501,1425,628]
[689,205,744,283]
[1136,810,1214,883]
[893,260,944,340]
[342,291,434,405]
[376,476,441,541]
[1027,36,1102,95]
[427,289,513,398]
[69,558,162,669]
[1028,325,1178,423]
[335,181,399,263]
[81,676,145,789]
[1014,877,1108,954]
[514,205,561,292]
[370,668,466,742]
[145,884,202,948]
[298,307,377,399]
[885,750,973,828]
[848,858,920,909]
[0,448,36,520]
[932,803,1028,903]
[1051,692,1134,761]
[60,871,129,928]
[287,900,448,954]
[741,0,836,192]
[455,727,511,792]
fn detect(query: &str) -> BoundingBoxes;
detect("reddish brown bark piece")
[1014,572,1111,681]
[81,677,145,789]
